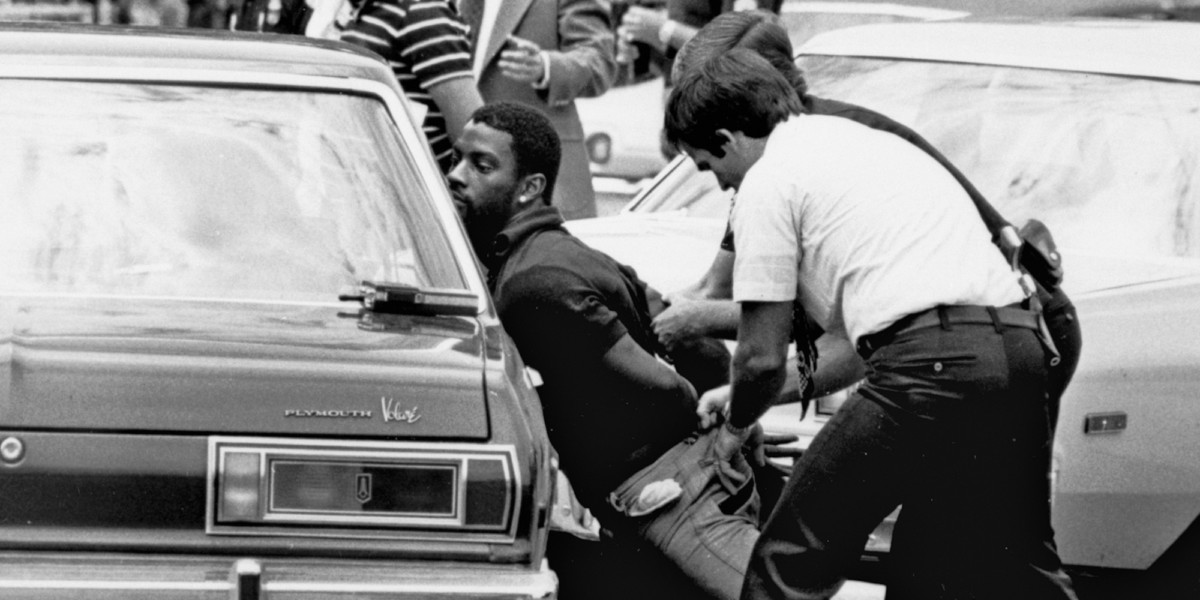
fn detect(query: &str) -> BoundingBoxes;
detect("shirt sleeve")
[541,0,617,106]
[496,265,629,369]
[731,167,800,303]
[397,1,474,89]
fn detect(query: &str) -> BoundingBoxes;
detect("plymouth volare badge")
[283,409,372,418]
[381,397,421,424]
[282,398,420,423]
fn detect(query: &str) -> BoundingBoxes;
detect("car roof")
[797,17,1200,82]
[0,22,397,85]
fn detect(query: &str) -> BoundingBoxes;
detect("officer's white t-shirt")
[731,114,1023,346]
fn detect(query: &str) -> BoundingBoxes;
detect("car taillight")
[220,451,263,521]
[207,438,519,541]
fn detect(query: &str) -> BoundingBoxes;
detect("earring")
[519,195,531,204]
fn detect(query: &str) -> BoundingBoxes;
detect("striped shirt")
[340,0,473,172]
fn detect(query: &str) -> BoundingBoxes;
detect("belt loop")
[985,306,1004,333]
[936,305,951,331]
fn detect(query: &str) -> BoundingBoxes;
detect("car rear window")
[0,79,466,301]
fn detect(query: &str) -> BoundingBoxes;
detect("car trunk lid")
[0,294,489,440]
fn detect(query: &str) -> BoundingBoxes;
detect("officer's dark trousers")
[741,312,1078,600]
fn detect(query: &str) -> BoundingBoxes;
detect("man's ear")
[715,128,737,153]
[518,173,547,205]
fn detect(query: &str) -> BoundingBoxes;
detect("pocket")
[871,330,1008,401]
[607,446,688,520]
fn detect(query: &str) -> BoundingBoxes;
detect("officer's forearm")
[727,301,793,428]
[776,334,866,403]
[729,347,787,428]
[812,333,866,397]
[685,300,739,340]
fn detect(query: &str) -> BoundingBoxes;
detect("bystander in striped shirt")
[340,0,473,172]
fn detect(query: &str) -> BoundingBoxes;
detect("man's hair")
[470,101,562,201]
[673,10,808,98]
[664,48,802,156]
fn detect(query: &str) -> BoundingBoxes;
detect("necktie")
[792,301,819,415]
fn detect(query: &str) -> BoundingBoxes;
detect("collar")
[484,205,565,272]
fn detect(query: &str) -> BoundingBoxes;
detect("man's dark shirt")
[485,206,697,508]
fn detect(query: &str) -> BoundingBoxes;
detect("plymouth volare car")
[0,23,557,599]
[570,17,1200,598]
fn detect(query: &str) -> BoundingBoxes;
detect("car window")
[629,156,733,219]
[0,79,466,301]
[797,55,1200,260]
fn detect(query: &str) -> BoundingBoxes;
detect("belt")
[857,304,1041,358]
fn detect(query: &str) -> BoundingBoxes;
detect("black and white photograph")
[0,0,1197,598]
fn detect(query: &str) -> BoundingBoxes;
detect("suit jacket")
[465,0,616,219]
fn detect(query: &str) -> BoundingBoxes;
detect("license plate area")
[207,437,518,540]
[269,460,458,523]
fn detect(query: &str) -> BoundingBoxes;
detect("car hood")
[567,213,728,294]
[568,212,1200,297]
[0,295,489,439]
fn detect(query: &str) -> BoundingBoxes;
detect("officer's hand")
[652,300,705,353]
[498,35,545,85]
[714,420,755,463]
[696,384,730,430]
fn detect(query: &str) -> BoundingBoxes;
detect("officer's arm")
[728,300,793,428]
[652,250,739,349]
[676,248,735,301]
[776,333,866,404]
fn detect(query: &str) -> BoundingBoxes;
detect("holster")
[1018,219,1064,290]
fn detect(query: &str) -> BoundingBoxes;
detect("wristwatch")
[723,419,753,437]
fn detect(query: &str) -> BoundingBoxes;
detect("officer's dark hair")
[470,102,562,202]
[664,48,802,157]
[673,10,808,98]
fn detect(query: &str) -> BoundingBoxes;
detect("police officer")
[665,50,1078,600]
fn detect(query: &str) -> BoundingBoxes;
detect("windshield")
[798,56,1200,260]
[0,80,466,302]
[779,2,966,49]
[637,56,1200,262]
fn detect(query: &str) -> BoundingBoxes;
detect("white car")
[570,17,1200,598]
[577,1,968,183]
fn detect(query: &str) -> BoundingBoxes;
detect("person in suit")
[458,0,617,220]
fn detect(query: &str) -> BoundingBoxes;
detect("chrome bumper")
[0,552,557,599]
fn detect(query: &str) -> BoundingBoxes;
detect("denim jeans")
[742,317,1077,600]
[608,427,762,600]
